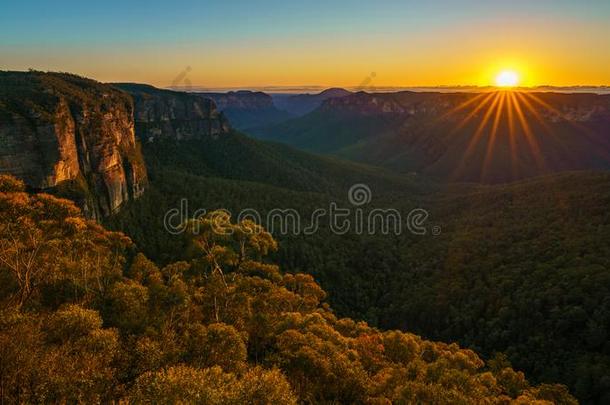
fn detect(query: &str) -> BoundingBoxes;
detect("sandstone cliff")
[114,83,230,141]
[0,71,147,219]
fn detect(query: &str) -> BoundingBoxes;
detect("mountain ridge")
[196,90,293,130]
[252,90,610,183]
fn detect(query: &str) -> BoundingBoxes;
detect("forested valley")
[108,133,610,403]
[1,175,579,403]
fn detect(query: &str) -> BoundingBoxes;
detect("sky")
[1,0,610,89]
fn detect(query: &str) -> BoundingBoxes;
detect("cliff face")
[114,84,230,141]
[0,71,147,219]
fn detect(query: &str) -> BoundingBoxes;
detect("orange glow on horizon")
[495,70,519,87]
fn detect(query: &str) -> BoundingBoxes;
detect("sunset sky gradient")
[1,0,609,88]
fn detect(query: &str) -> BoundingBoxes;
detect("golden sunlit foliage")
[109,132,610,403]
[0,175,578,403]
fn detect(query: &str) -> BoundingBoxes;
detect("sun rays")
[447,89,555,182]
[443,88,610,183]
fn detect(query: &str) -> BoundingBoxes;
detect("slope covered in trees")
[109,133,610,403]
[251,91,610,183]
[0,175,578,403]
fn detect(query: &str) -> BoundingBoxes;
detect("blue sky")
[2,1,609,87]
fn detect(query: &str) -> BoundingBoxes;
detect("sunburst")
[448,90,552,181]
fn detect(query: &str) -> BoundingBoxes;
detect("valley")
[252,91,610,183]
[1,71,608,403]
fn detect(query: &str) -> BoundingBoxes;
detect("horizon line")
[167,84,610,95]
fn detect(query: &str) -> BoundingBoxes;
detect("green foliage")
[251,91,610,183]
[107,133,610,403]
[128,365,297,405]
[45,304,104,343]
[105,280,150,334]
[0,175,25,192]
[0,71,133,121]
[0,184,130,309]
[184,323,247,372]
[0,306,120,403]
[0,179,578,403]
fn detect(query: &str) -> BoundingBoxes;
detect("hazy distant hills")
[112,126,610,402]
[2,72,609,401]
[272,87,353,116]
[196,90,292,130]
[188,87,353,132]
[251,90,610,183]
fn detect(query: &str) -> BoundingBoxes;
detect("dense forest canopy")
[108,134,610,403]
[1,72,607,404]
[0,174,578,403]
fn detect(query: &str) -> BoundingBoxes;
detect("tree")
[128,365,297,404]
[0,175,131,309]
[183,323,247,372]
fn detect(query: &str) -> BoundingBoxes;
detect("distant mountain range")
[192,88,355,130]
[171,85,610,95]
[195,90,292,130]
[251,90,610,183]
[272,88,353,116]
[2,71,610,401]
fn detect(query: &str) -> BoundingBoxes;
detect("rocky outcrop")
[0,71,147,219]
[114,83,230,141]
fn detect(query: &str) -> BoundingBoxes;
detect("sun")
[495,70,519,87]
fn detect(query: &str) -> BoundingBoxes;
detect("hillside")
[139,131,428,195]
[109,126,610,402]
[252,91,610,183]
[2,74,602,402]
[1,174,578,404]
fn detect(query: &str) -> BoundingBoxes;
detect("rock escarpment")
[114,83,230,141]
[0,71,147,219]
